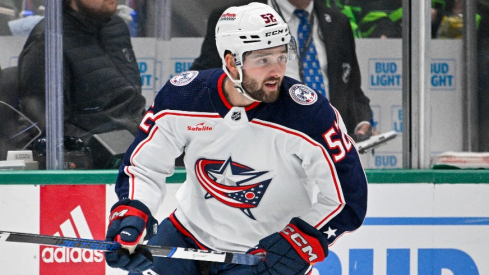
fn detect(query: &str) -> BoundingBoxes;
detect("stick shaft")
[0,230,262,265]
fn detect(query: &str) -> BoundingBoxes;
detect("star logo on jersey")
[195,157,273,219]
[324,227,337,239]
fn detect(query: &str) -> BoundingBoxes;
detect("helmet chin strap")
[223,65,261,103]
[234,83,261,103]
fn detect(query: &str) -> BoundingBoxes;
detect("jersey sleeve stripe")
[316,204,345,229]
[154,110,222,121]
[127,125,160,200]
[124,166,136,200]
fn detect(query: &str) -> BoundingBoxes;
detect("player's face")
[72,0,118,21]
[241,46,287,103]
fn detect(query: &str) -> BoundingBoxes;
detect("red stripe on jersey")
[125,166,136,200]
[246,101,261,111]
[250,119,345,228]
[154,111,221,121]
[169,212,209,250]
[218,73,232,110]
[128,125,160,200]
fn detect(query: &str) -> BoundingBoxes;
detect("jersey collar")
[217,73,260,111]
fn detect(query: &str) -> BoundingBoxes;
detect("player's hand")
[105,199,158,272]
[248,217,328,275]
[355,123,373,142]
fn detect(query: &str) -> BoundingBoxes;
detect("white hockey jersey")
[114,69,368,252]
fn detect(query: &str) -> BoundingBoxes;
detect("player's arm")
[114,88,186,214]
[249,103,366,275]
[107,88,185,271]
[297,103,368,245]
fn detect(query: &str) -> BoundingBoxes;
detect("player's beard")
[73,0,118,22]
[241,75,281,103]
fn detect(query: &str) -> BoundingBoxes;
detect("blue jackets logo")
[195,157,273,219]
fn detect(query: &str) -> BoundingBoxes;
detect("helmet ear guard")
[215,3,295,101]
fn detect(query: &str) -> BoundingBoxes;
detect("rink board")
[0,170,488,274]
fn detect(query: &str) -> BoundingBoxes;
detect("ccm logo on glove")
[109,209,129,220]
[109,206,148,224]
[280,224,325,263]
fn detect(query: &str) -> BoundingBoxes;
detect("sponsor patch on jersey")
[170,71,199,86]
[187,122,213,132]
[289,84,318,105]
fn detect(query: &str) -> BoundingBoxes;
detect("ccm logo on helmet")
[281,225,318,262]
[266,28,287,37]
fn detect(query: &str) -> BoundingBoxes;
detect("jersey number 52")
[323,124,352,163]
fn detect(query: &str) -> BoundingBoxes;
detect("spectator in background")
[327,0,456,39]
[326,0,402,38]
[0,0,20,35]
[478,0,489,152]
[17,0,145,167]
[433,0,464,38]
[191,0,374,141]
[0,65,42,160]
[0,0,45,36]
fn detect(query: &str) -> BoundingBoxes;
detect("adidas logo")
[41,206,104,263]
[187,122,213,132]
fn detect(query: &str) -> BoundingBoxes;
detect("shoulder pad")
[170,71,199,86]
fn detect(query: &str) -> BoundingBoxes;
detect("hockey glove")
[249,217,328,275]
[105,199,158,272]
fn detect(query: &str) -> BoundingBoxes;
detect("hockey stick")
[356,130,398,154]
[0,230,263,265]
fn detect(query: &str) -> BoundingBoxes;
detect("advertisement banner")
[40,185,106,275]
[0,182,488,274]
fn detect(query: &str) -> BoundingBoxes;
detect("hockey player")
[104,2,368,274]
